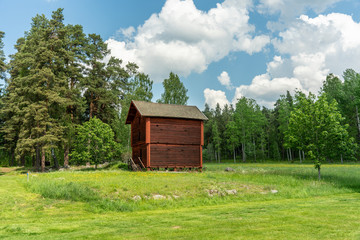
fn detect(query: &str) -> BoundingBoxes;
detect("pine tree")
[0,31,6,80]
[62,24,88,167]
[3,9,70,171]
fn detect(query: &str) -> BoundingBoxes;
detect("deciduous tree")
[157,72,188,105]
[70,117,118,168]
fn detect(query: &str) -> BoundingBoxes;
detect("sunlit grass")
[1,163,360,239]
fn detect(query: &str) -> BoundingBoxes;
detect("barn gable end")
[125,101,207,170]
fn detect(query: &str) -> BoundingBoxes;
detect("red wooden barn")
[125,100,208,170]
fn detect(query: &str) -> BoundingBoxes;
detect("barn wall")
[132,145,147,166]
[131,113,146,147]
[148,117,202,168]
[150,144,200,167]
[150,118,201,145]
[131,116,203,169]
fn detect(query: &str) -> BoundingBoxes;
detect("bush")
[70,117,120,167]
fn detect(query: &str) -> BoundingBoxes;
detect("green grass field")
[1,163,360,239]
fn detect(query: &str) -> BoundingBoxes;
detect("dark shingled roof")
[125,100,208,124]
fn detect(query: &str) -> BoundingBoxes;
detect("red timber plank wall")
[148,118,203,168]
[131,112,147,166]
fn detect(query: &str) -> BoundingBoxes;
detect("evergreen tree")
[62,24,88,166]
[0,31,6,81]
[118,72,153,151]
[0,31,8,164]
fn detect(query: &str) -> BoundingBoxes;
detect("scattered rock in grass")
[207,189,219,197]
[132,195,141,201]
[172,226,181,229]
[153,194,166,200]
[173,195,180,199]
[271,190,278,194]
[225,167,235,172]
[99,162,109,168]
[226,189,237,195]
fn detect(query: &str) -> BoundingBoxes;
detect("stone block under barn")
[125,101,208,170]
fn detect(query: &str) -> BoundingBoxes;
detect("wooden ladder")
[138,157,146,169]
[128,157,146,171]
[128,157,139,171]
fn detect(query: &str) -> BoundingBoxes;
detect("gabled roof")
[125,100,208,124]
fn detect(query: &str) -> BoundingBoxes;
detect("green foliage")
[157,72,188,105]
[70,117,119,167]
[0,31,6,80]
[0,9,148,169]
[233,97,267,162]
[286,92,355,178]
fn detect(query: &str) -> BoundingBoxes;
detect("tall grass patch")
[25,180,99,202]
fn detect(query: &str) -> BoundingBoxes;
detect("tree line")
[1,9,359,177]
[203,70,359,178]
[0,9,188,171]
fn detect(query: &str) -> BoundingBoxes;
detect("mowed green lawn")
[1,163,360,239]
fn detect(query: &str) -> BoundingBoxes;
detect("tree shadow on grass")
[73,162,131,172]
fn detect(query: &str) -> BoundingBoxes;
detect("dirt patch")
[0,167,16,173]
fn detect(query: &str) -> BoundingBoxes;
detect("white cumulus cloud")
[232,13,360,108]
[106,0,270,82]
[204,88,230,109]
[258,0,342,30]
[232,74,303,108]
[217,71,232,89]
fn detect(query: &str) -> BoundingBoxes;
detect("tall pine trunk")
[64,145,69,167]
[41,147,45,172]
[9,148,15,166]
[20,155,25,166]
[36,143,41,171]
[52,148,59,169]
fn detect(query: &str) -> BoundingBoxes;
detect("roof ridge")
[126,101,208,124]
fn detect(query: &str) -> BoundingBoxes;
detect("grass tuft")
[25,180,99,202]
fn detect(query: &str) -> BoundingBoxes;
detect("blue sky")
[1,0,360,109]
